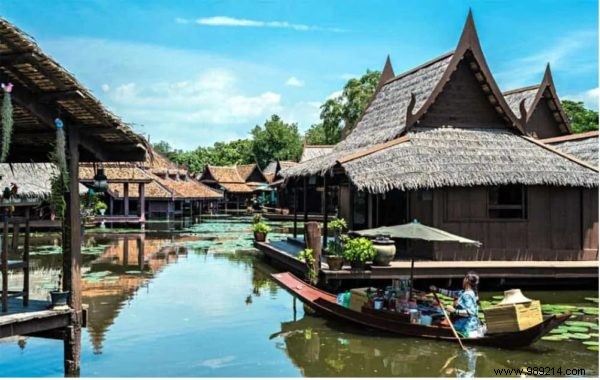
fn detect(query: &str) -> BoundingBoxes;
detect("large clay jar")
[372,235,396,266]
[326,256,343,271]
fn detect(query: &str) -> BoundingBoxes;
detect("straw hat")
[497,289,533,305]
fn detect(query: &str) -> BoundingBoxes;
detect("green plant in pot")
[252,222,271,242]
[325,218,347,271]
[49,274,70,309]
[343,237,376,270]
[94,200,108,216]
[298,248,318,285]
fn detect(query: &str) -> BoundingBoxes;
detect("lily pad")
[582,341,599,346]
[542,335,569,341]
[584,297,599,303]
[550,327,569,334]
[586,345,599,351]
[565,321,598,328]
[565,326,589,333]
[567,332,591,340]
[581,308,599,316]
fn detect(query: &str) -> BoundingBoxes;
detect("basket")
[483,300,543,334]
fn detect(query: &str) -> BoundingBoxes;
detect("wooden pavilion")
[0,17,148,375]
[281,12,598,264]
[198,164,268,211]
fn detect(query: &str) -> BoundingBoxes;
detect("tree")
[304,123,328,145]
[561,100,599,133]
[170,139,254,173]
[306,69,381,145]
[153,140,172,155]
[251,115,302,168]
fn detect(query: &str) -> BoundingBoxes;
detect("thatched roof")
[503,65,571,136]
[0,18,148,162]
[108,181,172,200]
[504,85,539,119]
[300,145,334,162]
[79,163,152,183]
[542,131,599,167]
[263,160,297,184]
[199,165,256,193]
[340,127,598,193]
[0,163,87,198]
[284,12,522,180]
[152,173,223,199]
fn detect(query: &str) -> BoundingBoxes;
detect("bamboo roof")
[0,18,149,162]
[542,131,599,167]
[340,127,598,193]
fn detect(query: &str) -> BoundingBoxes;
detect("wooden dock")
[0,298,75,340]
[255,239,599,283]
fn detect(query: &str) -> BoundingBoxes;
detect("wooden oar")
[433,292,467,351]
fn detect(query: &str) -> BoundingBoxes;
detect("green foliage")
[306,70,380,145]
[328,218,347,232]
[251,115,302,168]
[343,237,376,263]
[49,173,66,219]
[94,200,108,212]
[298,248,317,284]
[166,139,254,173]
[252,213,262,224]
[561,100,599,133]
[251,222,271,234]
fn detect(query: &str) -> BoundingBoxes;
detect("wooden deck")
[0,298,72,339]
[255,239,600,282]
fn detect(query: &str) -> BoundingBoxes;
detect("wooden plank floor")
[0,298,71,339]
[256,239,599,281]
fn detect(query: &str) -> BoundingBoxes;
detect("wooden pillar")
[303,177,308,225]
[123,237,129,266]
[367,193,373,228]
[305,221,321,284]
[293,186,298,238]
[24,208,30,307]
[123,183,129,216]
[138,183,145,220]
[109,196,114,215]
[322,175,329,251]
[63,126,82,377]
[349,184,355,230]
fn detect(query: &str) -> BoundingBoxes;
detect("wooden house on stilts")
[282,12,598,263]
[0,17,149,375]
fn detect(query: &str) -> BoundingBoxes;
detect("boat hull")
[271,272,570,349]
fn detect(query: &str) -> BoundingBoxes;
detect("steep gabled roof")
[201,165,245,184]
[284,11,522,179]
[236,163,268,183]
[503,65,571,136]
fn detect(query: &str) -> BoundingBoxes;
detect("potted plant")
[343,237,376,270]
[298,248,317,285]
[49,274,70,308]
[252,222,271,242]
[94,200,108,216]
[325,218,347,270]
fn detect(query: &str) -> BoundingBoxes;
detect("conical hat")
[498,289,533,305]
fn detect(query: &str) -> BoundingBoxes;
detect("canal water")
[0,216,598,377]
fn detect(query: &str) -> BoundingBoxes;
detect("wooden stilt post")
[123,182,129,216]
[109,196,114,215]
[303,177,308,225]
[123,236,129,266]
[137,236,145,272]
[23,207,30,306]
[63,126,82,377]
[293,185,298,239]
[322,175,329,252]
[304,221,321,284]
[138,183,145,229]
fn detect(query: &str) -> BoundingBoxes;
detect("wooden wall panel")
[582,188,599,260]
[526,94,565,139]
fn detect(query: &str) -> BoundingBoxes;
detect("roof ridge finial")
[377,55,395,90]
[543,62,554,84]
[457,8,478,48]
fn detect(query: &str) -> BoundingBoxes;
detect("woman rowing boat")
[430,272,482,338]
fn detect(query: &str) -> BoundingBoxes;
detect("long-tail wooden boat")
[271,272,570,349]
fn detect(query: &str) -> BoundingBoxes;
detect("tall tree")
[251,115,302,168]
[306,69,381,145]
[561,100,599,133]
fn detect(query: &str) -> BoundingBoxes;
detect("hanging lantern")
[93,168,108,192]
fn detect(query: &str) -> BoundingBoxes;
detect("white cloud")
[100,83,110,92]
[327,90,343,100]
[497,29,598,89]
[565,87,599,110]
[176,16,345,32]
[285,76,304,87]
[339,73,357,80]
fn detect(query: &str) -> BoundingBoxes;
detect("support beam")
[322,175,329,251]
[123,183,129,216]
[138,183,145,229]
[303,177,308,225]
[293,186,298,239]
[63,126,82,377]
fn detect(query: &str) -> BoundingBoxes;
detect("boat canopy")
[353,220,482,247]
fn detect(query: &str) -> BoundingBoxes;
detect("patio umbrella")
[354,220,482,294]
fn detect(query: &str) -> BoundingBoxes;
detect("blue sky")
[2,0,598,150]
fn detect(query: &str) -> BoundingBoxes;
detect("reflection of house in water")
[81,235,192,354]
